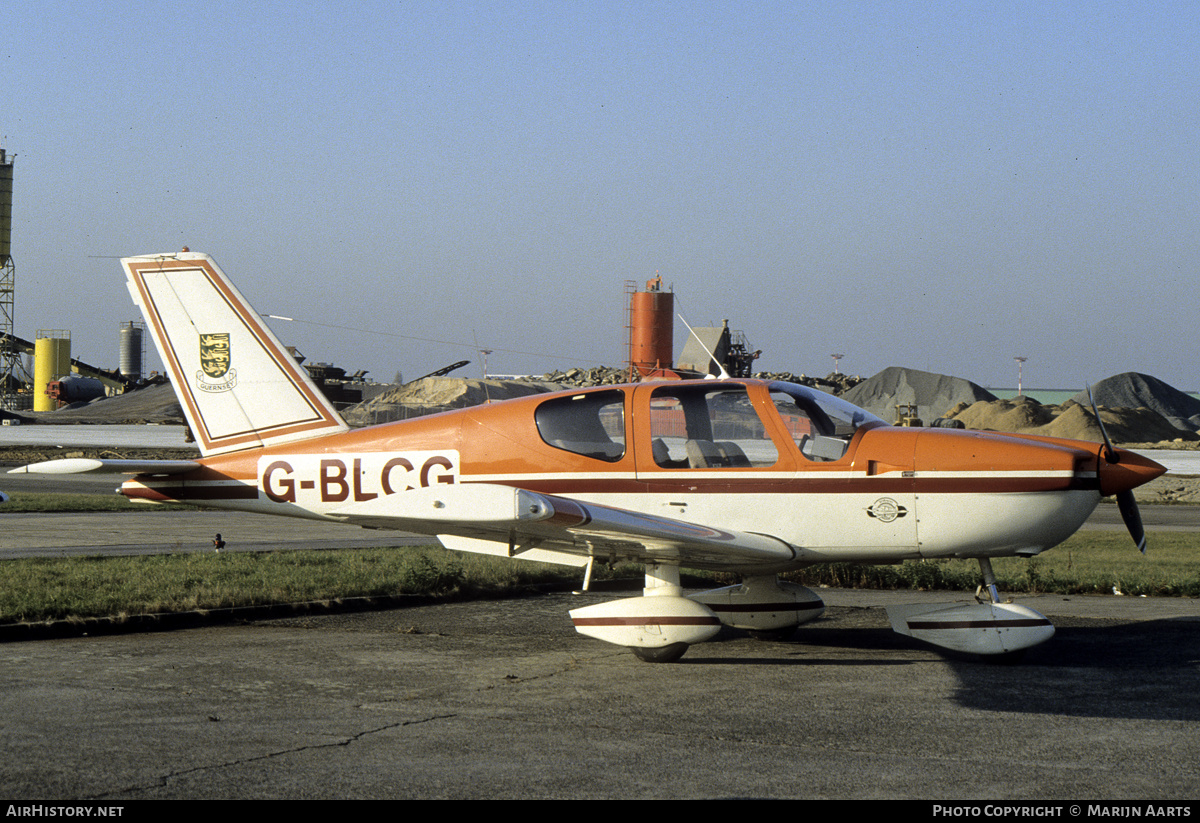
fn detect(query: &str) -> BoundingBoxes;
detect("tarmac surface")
[2,588,1199,800]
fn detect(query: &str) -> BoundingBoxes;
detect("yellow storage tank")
[34,331,71,412]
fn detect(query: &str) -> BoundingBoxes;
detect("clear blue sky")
[5,1,1197,390]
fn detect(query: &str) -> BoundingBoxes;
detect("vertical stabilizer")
[124,252,348,456]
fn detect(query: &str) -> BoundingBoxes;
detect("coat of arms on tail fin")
[123,252,348,457]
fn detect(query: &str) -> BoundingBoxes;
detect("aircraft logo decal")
[197,332,237,392]
[866,497,908,522]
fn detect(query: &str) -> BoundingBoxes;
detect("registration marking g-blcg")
[259,451,460,506]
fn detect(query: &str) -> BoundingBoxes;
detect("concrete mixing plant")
[0,148,31,410]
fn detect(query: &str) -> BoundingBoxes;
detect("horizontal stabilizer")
[9,458,201,475]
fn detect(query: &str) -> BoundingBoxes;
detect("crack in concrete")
[91,714,459,799]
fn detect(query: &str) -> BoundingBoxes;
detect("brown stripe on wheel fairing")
[906,618,1053,630]
[707,600,824,614]
[572,616,722,627]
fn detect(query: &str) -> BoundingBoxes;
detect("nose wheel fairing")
[886,557,1055,656]
[886,600,1055,656]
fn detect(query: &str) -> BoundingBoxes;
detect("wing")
[8,458,201,475]
[329,482,797,572]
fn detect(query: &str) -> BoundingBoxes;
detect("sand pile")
[343,376,562,426]
[823,368,1200,445]
[945,395,1199,445]
[944,396,1057,432]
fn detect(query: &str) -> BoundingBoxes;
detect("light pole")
[1014,356,1027,397]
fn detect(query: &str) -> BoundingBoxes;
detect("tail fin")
[124,251,348,457]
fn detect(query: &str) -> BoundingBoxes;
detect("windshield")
[767,381,885,462]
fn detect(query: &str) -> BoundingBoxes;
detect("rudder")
[124,251,348,456]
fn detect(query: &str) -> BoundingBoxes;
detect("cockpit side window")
[768,382,884,462]
[648,385,778,468]
[535,390,626,462]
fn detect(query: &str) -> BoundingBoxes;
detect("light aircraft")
[11,252,1166,662]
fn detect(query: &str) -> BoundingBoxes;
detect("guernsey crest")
[196,332,237,392]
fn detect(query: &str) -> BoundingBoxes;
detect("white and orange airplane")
[12,251,1167,662]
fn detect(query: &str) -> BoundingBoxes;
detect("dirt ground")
[1136,472,1200,504]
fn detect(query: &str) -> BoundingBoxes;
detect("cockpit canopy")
[533,380,884,467]
[644,381,884,467]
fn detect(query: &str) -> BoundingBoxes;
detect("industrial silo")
[119,320,144,381]
[34,330,71,412]
[628,275,674,378]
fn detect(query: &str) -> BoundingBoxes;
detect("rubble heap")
[752,371,864,395]
[1071,373,1200,433]
[515,366,630,387]
[12,361,1196,449]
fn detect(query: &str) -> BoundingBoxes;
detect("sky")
[3,1,1197,391]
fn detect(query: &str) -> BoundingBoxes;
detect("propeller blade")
[1089,386,1148,553]
[1087,386,1118,463]
[1116,489,1147,554]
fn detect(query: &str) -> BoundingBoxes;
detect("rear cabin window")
[535,390,627,462]
[648,385,778,468]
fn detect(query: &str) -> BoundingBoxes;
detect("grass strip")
[783,531,1200,597]
[1,492,194,513]
[0,545,642,625]
[0,531,1196,626]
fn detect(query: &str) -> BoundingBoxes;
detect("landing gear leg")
[976,558,1001,604]
[975,558,1025,663]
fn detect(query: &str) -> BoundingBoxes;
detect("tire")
[985,649,1027,665]
[631,643,689,663]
